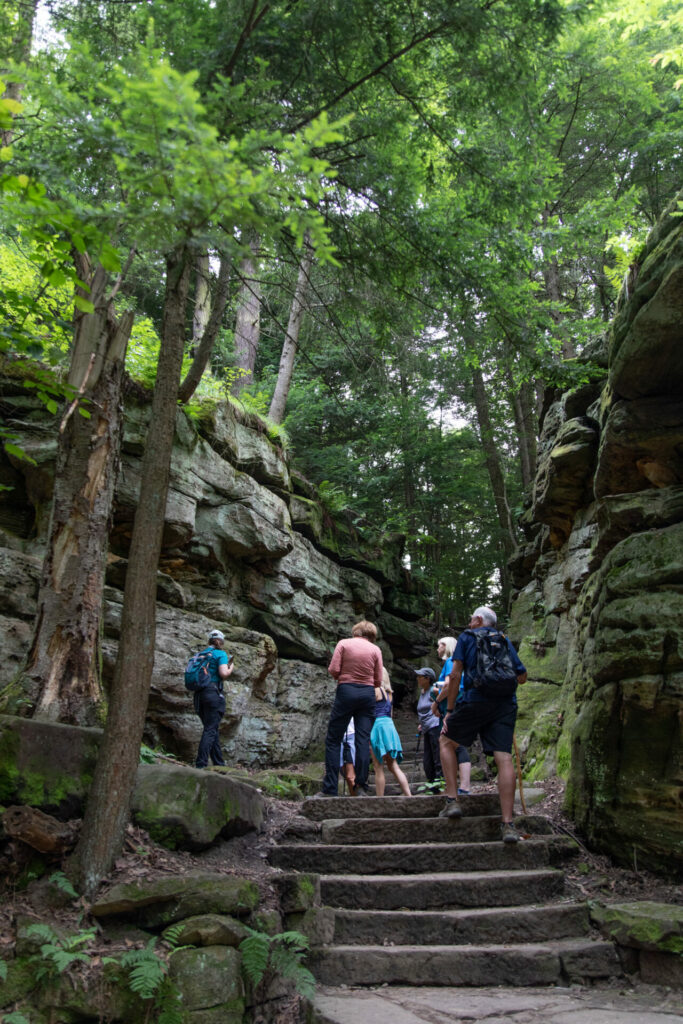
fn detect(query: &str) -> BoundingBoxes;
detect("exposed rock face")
[0,390,430,765]
[510,198,683,876]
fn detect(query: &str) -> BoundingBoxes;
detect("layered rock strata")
[0,388,430,765]
[510,199,683,875]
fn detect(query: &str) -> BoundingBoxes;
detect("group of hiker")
[318,606,527,843]
[187,603,527,843]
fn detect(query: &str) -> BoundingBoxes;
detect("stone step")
[309,937,622,987]
[320,868,564,910]
[332,902,590,946]
[269,836,577,874]
[302,793,500,820]
[319,814,554,846]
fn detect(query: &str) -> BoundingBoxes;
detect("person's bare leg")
[494,750,516,820]
[385,755,412,797]
[372,750,385,797]
[439,735,459,798]
[458,760,471,792]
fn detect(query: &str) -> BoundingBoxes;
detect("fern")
[162,922,186,949]
[26,923,96,984]
[120,939,168,1000]
[4,1012,32,1024]
[239,929,271,984]
[48,870,79,900]
[239,928,316,999]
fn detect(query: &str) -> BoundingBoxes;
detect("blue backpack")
[184,649,214,692]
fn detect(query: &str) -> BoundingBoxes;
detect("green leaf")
[73,294,96,313]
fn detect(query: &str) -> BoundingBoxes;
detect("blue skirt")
[371,717,403,762]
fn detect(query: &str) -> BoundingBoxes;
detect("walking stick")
[414,731,422,767]
[513,733,527,814]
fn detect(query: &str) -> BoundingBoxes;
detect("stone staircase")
[269,711,623,989]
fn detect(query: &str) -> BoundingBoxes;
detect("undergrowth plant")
[239,927,315,999]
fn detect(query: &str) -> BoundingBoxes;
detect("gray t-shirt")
[417,689,440,731]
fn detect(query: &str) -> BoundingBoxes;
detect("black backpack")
[464,629,518,699]
[184,649,214,692]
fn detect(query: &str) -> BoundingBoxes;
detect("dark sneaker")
[457,788,470,796]
[501,821,520,843]
[312,792,335,799]
[438,798,463,819]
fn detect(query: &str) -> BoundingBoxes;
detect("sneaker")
[501,820,520,843]
[438,798,463,819]
[457,788,470,796]
[311,792,335,799]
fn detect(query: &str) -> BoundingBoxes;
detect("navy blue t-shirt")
[453,628,525,704]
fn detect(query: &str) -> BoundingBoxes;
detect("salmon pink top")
[328,636,383,687]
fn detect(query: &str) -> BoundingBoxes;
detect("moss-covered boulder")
[169,946,245,1023]
[91,873,259,928]
[132,763,264,849]
[590,901,683,955]
[0,714,101,817]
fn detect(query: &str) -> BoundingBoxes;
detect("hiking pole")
[513,733,527,814]
[414,731,422,767]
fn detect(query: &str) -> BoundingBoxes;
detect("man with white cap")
[194,629,234,769]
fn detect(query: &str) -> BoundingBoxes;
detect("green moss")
[0,956,35,1008]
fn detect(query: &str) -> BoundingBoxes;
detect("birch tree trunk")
[268,233,313,423]
[18,265,133,725]
[71,248,191,898]
[231,234,261,396]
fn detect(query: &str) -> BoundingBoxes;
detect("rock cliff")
[0,386,430,765]
[510,198,683,876]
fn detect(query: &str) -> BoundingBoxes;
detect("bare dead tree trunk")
[268,232,313,423]
[71,248,191,898]
[178,255,230,403]
[17,265,133,725]
[191,253,211,357]
[231,234,261,396]
[471,363,517,608]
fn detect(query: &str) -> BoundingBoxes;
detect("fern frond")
[239,932,270,984]
[26,923,58,943]
[162,923,186,949]
[48,871,79,900]
[276,930,310,951]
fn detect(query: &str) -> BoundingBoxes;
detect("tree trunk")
[470,363,516,609]
[541,204,575,360]
[506,370,537,492]
[20,265,133,725]
[1,0,37,147]
[268,232,313,423]
[71,248,191,898]
[178,255,230,403]
[231,234,261,396]
[191,253,211,357]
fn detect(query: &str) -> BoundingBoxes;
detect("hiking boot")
[438,798,463,819]
[501,820,520,843]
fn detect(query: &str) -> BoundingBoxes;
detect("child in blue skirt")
[371,669,412,797]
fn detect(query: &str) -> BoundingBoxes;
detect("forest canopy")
[2,0,682,624]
